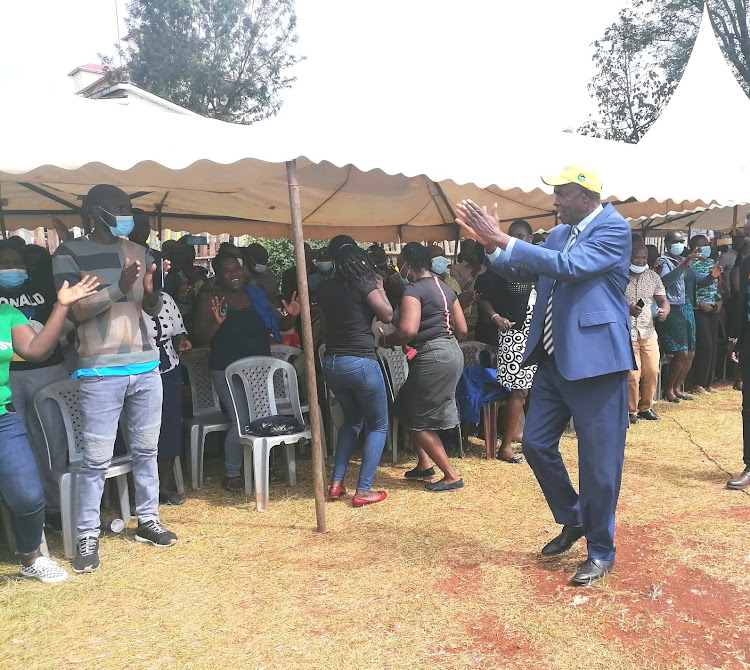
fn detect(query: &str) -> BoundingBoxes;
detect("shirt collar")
[574,204,604,232]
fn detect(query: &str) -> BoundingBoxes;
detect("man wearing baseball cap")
[455,163,634,586]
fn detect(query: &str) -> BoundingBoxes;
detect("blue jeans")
[211,370,243,478]
[77,371,163,538]
[0,411,45,554]
[323,355,388,491]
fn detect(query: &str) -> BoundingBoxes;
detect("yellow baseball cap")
[541,163,602,194]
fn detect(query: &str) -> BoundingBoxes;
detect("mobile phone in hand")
[636,298,645,308]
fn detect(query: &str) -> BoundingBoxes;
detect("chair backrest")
[180,348,223,416]
[459,340,497,369]
[224,356,304,433]
[33,378,85,467]
[377,347,409,400]
[269,344,304,402]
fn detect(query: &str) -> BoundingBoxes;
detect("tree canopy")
[580,0,750,143]
[122,0,302,124]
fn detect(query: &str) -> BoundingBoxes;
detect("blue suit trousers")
[523,353,628,561]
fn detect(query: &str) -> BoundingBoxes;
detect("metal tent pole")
[286,159,327,533]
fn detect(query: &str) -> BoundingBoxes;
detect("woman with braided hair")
[318,236,394,507]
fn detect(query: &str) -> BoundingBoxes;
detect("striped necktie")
[542,225,579,355]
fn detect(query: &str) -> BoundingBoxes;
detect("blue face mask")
[700,246,711,259]
[431,256,450,275]
[629,263,647,275]
[669,243,685,256]
[100,207,135,237]
[0,269,28,288]
[399,266,410,285]
[315,261,333,274]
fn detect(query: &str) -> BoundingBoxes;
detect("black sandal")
[425,478,464,492]
[497,454,524,464]
[405,467,435,479]
[221,476,245,493]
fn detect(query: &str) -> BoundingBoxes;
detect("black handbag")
[245,415,305,437]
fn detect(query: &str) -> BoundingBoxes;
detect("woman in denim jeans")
[318,236,394,507]
[0,270,98,583]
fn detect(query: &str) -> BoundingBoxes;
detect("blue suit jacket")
[489,203,635,381]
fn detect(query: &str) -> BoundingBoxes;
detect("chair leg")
[39,530,50,558]
[316,405,327,459]
[284,442,297,486]
[116,474,132,525]
[60,474,76,559]
[242,441,254,496]
[253,440,271,512]
[391,419,399,464]
[187,425,200,490]
[173,455,185,495]
[482,404,496,459]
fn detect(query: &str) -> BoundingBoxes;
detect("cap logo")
[577,173,587,183]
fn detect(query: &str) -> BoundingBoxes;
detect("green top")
[0,304,29,415]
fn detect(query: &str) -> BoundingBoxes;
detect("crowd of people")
[0,169,746,588]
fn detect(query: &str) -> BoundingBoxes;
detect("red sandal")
[352,491,387,508]
[327,483,346,500]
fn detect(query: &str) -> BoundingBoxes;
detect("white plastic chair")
[376,347,410,463]
[180,348,232,489]
[34,379,132,559]
[224,356,310,511]
[270,343,327,457]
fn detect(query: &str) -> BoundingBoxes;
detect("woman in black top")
[318,236,394,507]
[194,255,300,493]
[379,243,468,492]
[476,220,537,462]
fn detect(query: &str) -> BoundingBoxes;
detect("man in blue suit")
[456,164,634,586]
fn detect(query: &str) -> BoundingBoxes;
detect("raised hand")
[57,275,101,307]
[455,200,506,249]
[119,258,140,294]
[210,296,227,324]
[281,291,301,318]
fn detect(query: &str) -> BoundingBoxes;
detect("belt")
[5,403,16,413]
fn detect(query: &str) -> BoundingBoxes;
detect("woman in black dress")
[379,243,468,492]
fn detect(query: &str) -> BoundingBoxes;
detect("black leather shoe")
[727,469,750,490]
[637,409,660,420]
[571,558,614,586]
[541,524,585,556]
[628,413,639,425]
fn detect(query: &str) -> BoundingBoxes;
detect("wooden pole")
[732,205,739,234]
[0,184,8,239]
[286,159,327,533]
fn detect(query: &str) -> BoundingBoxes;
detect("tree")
[122,0,302,124]
[580,0,750,143]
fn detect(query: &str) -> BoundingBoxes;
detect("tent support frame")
[286,159,327,533]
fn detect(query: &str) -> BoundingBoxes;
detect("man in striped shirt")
[52,184,178,574]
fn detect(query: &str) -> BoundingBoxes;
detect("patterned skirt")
[497,289,537,390]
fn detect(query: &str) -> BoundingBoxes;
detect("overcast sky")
[0,0,627,132]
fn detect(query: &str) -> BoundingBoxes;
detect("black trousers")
[742,342,750,468]
[693,310,719,387]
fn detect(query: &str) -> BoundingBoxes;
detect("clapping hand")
[455,200,502,247]
[57,275,100,307]
[210,296,227,324]
[143,259,171,294]
[281,291,301,318]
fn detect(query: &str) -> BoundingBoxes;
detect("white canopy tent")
[0,91,733,242]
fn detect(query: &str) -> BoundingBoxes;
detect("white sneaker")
[19,556,69,584]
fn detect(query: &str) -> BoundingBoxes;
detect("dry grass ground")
[2,387,749,670]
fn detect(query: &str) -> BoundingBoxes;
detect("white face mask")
[630,263,648,274]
